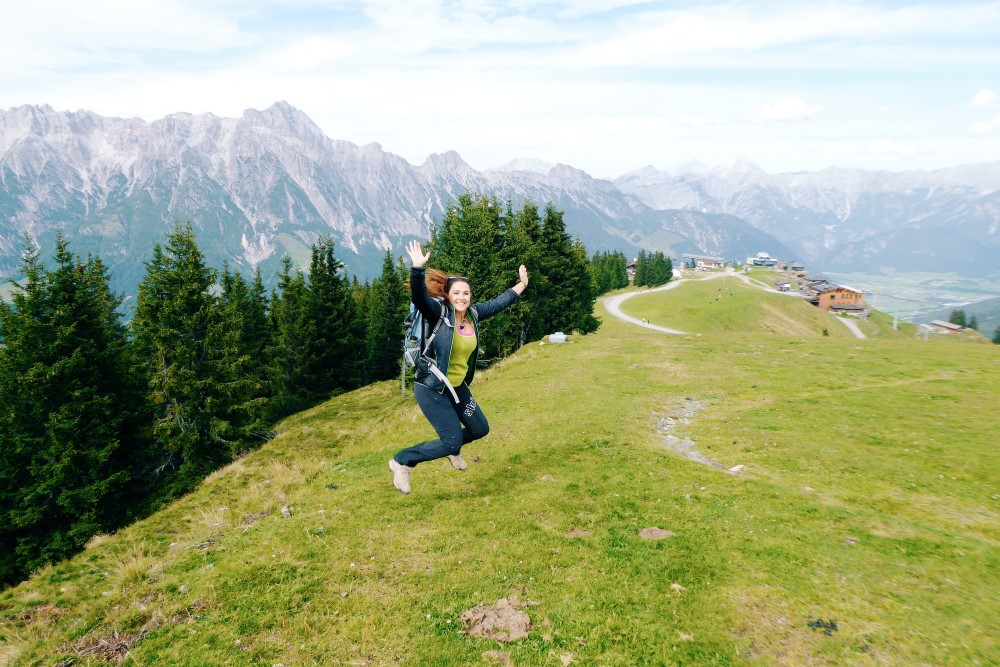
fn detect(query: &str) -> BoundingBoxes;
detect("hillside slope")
[2,288,998,665]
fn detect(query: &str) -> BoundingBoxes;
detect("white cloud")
[0,0,254,68]
[969,115,1000,134]
[569,2,1000,70]
[970,89,999,109]
[867,139,917,158]
[758,97,823,121]
[3,0,999,175]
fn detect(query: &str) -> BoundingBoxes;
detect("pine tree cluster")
[0,198,602,588]
[0,224,407,588]
[633,250,673,288]
[590,251,630,294]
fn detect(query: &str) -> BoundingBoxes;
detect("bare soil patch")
[461,598,532,643]
[639,527,675,540]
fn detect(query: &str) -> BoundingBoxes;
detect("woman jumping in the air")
[389,240,529,494]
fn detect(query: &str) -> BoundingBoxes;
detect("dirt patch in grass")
[639,527,675,540]
[731,593,843,666]
[6,603,66,626]
[483,649,514,665]
[57,629,149,664]
[239,509,273,531]
[461,598,532,643]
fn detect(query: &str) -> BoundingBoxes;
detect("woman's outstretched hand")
[406,240,431,268]
[512,264,529,295]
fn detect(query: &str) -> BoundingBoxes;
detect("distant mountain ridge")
[616,161,1000,276]
[2,102,997,298]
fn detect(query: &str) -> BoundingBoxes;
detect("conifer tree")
[949,309,967,327]
[993,326,1000,344]
[0,236,143,586]
[533,204,597,335]
[266,257,310,420]
[634,250,672,288]
[131,223,231,496]
[634,250,648,286]
[302,235,361,395]
[968,315,979,331]
[497,200,541,351]
[591,250,630,293]
[612,251,629,289]
[217,265,272,453]
[364,250,409,382]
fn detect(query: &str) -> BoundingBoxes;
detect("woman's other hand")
[406,240,431,268]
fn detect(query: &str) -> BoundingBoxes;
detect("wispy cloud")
[868,139,918,158]
[2,0,1000,175]
[759,97,824,122]
[970,89,999,108]
[970,115,1000,133]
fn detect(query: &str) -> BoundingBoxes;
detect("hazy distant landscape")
[824,271,1000,321]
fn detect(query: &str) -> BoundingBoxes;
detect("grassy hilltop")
[2,274,998,665]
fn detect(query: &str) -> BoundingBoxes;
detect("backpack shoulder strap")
[422,299,447,354]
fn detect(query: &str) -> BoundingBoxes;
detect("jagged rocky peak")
[1,104,108,151]
[615,165,671,186]
[548,163,594,184]
[240,101,329,144]
[728,157,766,176]
[420,150,475,176]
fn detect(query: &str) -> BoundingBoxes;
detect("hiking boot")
[447,454,468,471]
[388,458,413,494]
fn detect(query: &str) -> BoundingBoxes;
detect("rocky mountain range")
[616,160,1000,277]
[2,102,998,300]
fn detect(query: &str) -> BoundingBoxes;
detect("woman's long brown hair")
[407,268,463,299]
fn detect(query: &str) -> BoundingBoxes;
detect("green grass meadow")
[2,276,998,665]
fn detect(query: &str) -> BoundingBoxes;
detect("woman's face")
[447,280,472,313]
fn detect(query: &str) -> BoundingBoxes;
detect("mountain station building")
[802,280,867,313]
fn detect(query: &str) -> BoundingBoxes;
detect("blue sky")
[2,0,999,177]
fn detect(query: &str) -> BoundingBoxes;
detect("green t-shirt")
[447,324,478,387]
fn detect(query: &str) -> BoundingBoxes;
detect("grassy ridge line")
[619,272,916,339]
[2,285,999,665]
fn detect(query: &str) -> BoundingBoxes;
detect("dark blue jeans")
[394,382,490,467]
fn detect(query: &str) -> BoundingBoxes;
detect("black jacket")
[410,266,520,397]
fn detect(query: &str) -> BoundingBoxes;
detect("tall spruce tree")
[535,204,597,335]
[217,265,272,453]
[364,250,410,382]
[0,236,144,587]
[302,235,361,395]
[131,223,232,496]
[266,257,310,420]
[495,200,540,352]
[634,250,648,286]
